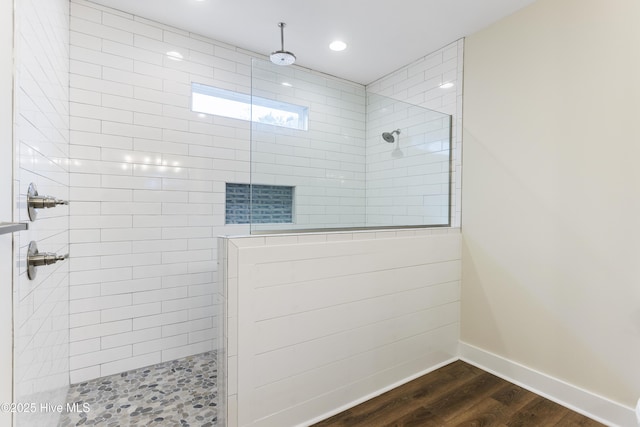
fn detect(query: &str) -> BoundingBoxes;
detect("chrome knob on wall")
[27,183,69,221]
[27,241,69,280]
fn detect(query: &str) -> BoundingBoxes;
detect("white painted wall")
[462,0,640,422]
[222,229,461,427]
[13,0,70,425]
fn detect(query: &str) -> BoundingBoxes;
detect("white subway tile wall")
[365,93,452,226]
[68,0,464,382]
[14,0,70,425]
[250,61,366,231]
[68,0,367,380]
[68,0,246,382]
[250,54,462,231]
[367,40,464,227]
[222,228,461,427]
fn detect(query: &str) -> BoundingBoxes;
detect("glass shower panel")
[249,59,451,233]
[250,59,367,233]
[366,93,452,227]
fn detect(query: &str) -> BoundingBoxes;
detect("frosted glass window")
[191,83,308,130]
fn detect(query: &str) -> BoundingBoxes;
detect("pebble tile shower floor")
[59,351,217,426]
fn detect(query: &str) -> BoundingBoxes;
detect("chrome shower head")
[382,129,401,143]
[270,22,296,66]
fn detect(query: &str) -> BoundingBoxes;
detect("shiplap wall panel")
[223,228,461,427]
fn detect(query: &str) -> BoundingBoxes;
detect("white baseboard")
[459,341,636,427]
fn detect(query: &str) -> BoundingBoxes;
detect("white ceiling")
[88,0,536,85]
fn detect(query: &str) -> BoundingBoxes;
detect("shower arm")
[280,23,285,50]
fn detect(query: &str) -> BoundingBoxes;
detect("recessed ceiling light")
[329,40,347,52]
[281,82,293,87]
[439,82,454,89]
[166,51,183,61]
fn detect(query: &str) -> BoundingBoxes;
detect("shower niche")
[249,58,452,233]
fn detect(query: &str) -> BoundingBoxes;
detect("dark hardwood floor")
[312,361,605,427]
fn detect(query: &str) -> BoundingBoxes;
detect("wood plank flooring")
[312,361,604,427]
